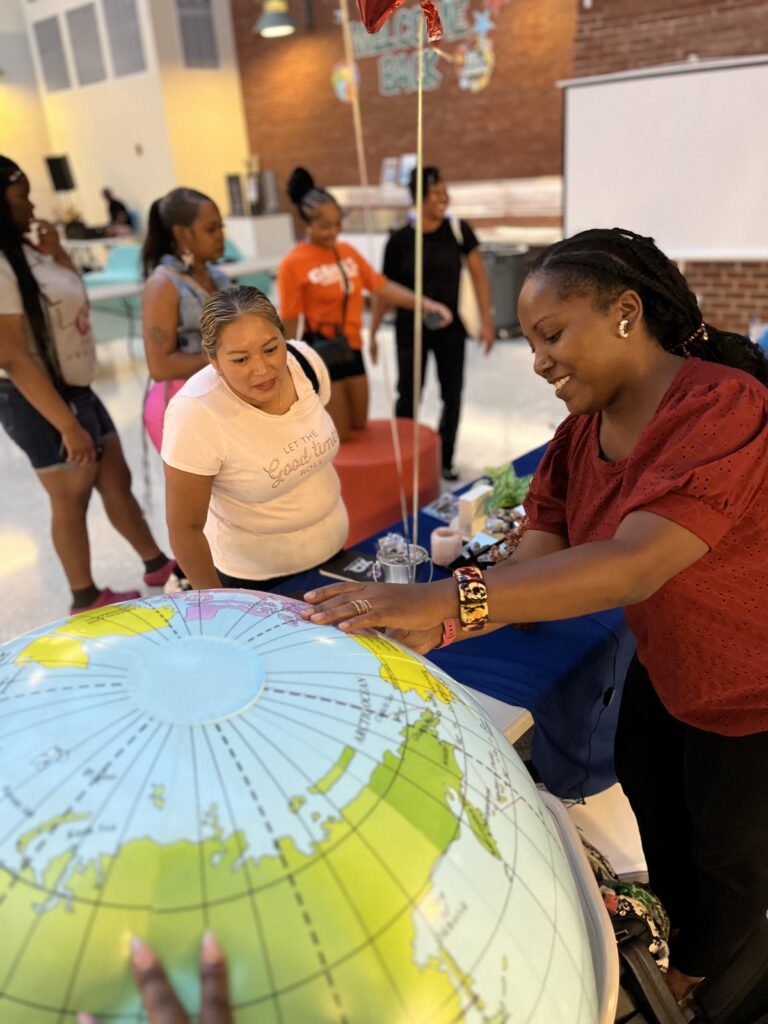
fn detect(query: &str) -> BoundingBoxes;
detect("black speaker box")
[45,156,75,192]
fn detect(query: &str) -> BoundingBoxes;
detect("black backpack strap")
[616,933,688,1024]
[287,342,319,393]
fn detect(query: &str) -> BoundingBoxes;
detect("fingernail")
[305,591,316,599]
[201,929,224,964]
[131,935,156,971]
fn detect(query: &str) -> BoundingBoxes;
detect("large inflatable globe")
[0,590,597,1023]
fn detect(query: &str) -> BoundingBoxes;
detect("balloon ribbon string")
[412,14,425,561]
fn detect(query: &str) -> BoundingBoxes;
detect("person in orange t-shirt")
[278,168,451,441]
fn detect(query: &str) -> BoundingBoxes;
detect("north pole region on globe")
[0,589,597,1023]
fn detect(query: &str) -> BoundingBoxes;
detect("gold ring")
[359,599,373,613]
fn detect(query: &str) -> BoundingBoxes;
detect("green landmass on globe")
[0,591,597,1022]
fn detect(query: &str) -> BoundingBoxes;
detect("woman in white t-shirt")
[0,156,177,614]
[162,285,348,590]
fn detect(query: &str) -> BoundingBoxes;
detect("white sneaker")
[163,570,192,594]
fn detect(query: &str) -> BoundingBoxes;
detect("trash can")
[481,243,529,338]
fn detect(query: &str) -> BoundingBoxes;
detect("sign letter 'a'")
[357,0,443,42]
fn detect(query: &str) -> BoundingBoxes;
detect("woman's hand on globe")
[302,580,452,634]
[79,932,232,1024]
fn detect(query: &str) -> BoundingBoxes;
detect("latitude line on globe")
[254,695,503,815]
[0,681,125,705]
[0,709,146,850]
[222,704,508,1017]
[0,696,131,746]
[0,720,168,1016]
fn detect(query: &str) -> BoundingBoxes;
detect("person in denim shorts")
[0,156,176,614]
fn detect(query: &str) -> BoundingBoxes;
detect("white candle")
[431,527,462,568]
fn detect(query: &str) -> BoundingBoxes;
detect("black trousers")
[614,656,768,979]
[395,327,465,470]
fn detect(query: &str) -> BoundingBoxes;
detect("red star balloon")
[357,0,443,41]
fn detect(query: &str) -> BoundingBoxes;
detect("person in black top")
[102,187,132,234]
[370,166,494,481]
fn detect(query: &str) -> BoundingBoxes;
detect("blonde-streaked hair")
[200,285,284,360]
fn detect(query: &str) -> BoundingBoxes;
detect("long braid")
[530,228,768,385]
[0,157,62,385]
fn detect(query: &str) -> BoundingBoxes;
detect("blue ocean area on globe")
[0,589,598,1022]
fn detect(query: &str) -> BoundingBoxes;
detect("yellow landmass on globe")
[0,710,503,1022]
[308,745,355,794]
[353,635,454,704]
[15,605,176,670]
[17,811,90,854]
[150,785,166,811]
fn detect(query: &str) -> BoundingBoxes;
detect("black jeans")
[395,328,465,470]
[614,656,768,978]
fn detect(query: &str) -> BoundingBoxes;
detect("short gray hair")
[200,286,284,359]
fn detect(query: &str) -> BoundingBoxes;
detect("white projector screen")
[563,57,768,259]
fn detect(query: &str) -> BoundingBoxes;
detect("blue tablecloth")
[277,444,636,799]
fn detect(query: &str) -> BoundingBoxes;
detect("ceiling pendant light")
[254,0,297,37]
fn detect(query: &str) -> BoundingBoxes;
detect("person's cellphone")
[423,310,444,330]
[25,221,42,248]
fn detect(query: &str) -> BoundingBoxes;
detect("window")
[102,0,146,77]
[177,0,219,69]
[66,4,106,86]
[33,16,71,92]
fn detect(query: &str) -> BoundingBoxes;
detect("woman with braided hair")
[0,156,175,614]
[303,227,768,1012]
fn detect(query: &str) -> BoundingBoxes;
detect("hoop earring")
[618,319,630,338]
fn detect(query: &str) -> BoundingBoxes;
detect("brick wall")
[230,0,576,199]
[684,261,768,336]
[574,0,768,78]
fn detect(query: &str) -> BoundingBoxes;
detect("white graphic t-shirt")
[0,245,96,386]
[161,342,348,579]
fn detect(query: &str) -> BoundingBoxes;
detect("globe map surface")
[0,590,597,1022]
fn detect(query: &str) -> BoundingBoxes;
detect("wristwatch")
[453,565,489,632]
[436,618,458,649]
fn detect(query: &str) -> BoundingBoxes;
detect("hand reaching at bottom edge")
[78,931,233,1024]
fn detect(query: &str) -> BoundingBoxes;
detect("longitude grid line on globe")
[198,726,283,1018]
[0,709,144,849]
[2,718,170,1016]
[228,706,513,993]
[249,694,509,817]
[188,728,212,919]
[210,718,416,1015]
